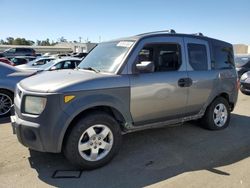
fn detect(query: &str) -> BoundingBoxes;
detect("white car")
[16,57,55,70]
[36,57,82,72]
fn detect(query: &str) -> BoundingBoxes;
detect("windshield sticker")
[117,41,133,48]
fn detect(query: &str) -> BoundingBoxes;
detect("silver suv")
[11,30,238,169]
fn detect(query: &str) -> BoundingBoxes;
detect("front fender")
[56,87,132,152]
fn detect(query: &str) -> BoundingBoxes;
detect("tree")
[58,36,67,43]
[36,40,41,46]
[6,37,14,45]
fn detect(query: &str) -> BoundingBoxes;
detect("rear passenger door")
[184,37,215,115]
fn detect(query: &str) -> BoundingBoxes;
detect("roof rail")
[193,32,204,36]
[136,29,176,36]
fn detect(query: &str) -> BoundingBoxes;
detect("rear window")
[213,45,234,69]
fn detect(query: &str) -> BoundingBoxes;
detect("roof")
[56,57,82,61]
[110,30,232,46]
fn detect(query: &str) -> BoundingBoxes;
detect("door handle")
[178,78,186,87]
[178,78,193,87]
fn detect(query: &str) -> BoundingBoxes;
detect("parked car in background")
[8,57,28,66]
[0,47,36,58]
[240,71,250,95]
[235,55,250,78]
[36,57,81,72]
[16,57,55,70]
[42,53,52,57]
[8,56,37,66]
[11,30,238,170]
[0,63,36,117]
[0,58,15,66]
[71,52,88,58]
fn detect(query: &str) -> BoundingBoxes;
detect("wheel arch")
[216,92,234,111]
[0,88,14,95]
[60,105,130,152]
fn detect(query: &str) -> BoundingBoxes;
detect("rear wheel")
[0,90,13,118]
[202,97,230,130]
[63,112,122,170]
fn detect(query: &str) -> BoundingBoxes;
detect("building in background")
[0,42,97,54]
[54,42,97,53]
[233,44,250,54]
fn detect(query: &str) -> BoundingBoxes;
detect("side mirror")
[50,66,58,71]
[136,61,155,73]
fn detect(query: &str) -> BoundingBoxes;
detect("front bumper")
[11,87,71,153]
[11,111,44,151]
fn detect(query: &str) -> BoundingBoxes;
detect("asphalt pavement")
[0,93,250,188]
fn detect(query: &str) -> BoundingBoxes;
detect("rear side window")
[63,61,76,69]
[213,45,234,69]
[7,48,15,53]
[16,48,24,52]
[187,43,208,70]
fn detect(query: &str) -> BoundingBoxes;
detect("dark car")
[235,55,250,78]
[8,56,37,66]
[0,63,36,117]
[240,71,250,95]
[0,58,15,66]
[1,47,36,58]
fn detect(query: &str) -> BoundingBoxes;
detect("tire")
[201,97,230,130]
[63,111,122,170]
[0,90,13,118]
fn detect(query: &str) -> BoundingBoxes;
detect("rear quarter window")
[213,45,234,69]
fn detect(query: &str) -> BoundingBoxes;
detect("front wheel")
[0,90,13,118]
[63,112,122,170]
[202,97,230,130]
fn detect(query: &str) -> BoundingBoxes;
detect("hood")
[9,69,36,77]
[16,64,41,70]
[19,69,117,93]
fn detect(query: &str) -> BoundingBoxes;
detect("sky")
[0,0,250,44]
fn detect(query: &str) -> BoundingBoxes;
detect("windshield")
[78,41,134,73]
[235,56,250,67]
[39,61,55,70]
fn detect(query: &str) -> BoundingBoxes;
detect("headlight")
[240,73,248,81]
[24,96,47,115]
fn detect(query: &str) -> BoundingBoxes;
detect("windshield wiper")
[81,67,100,73]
